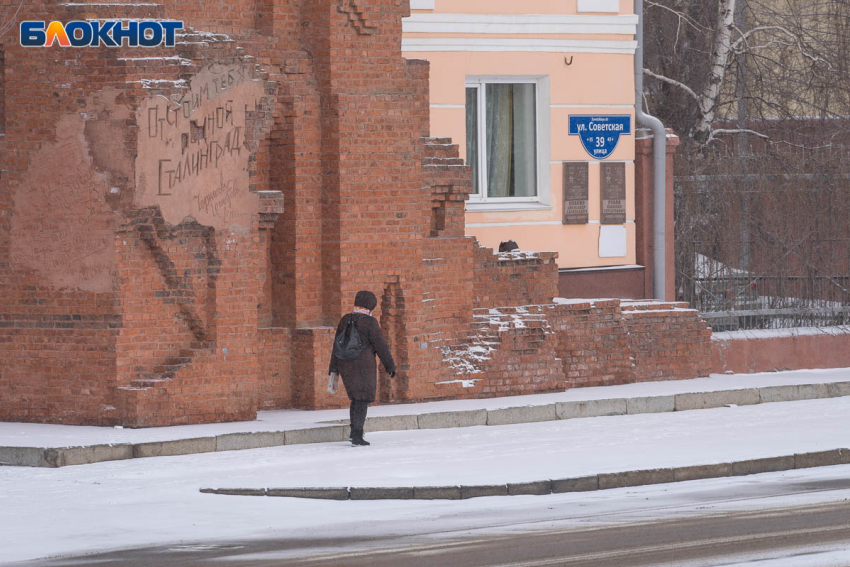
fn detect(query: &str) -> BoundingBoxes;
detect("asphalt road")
[21,475,850,567]
[285,502,850,567]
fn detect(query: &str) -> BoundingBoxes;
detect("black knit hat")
[354,290,378,311]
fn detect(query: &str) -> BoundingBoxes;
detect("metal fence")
[700,306,850,332]
[685,272,850,332]
[672,127,850,334]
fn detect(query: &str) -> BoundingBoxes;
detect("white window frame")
[465,76,551,212]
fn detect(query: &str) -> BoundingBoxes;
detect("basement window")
[465,77,551,211]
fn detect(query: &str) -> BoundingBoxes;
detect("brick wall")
[437,299,712,401]
[473,244,560,310]
[549,300,633,388]
[0,1,146,426]
[113,208,266,427]
[622,301,713,381]
[257,328,292,409]
[291,327,350,410]
[712,329,850,374]
[472,306,564,397]
[0,279,120,426]
[0,0,714,425]
[551,299,711,388]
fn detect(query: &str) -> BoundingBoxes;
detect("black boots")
[350,428,370,446]
[349,400,371,446]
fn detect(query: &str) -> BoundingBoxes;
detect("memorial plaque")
[562,163,589,225]
[601,162,626,225]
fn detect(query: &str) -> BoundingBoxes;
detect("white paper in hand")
[327,372,339,395]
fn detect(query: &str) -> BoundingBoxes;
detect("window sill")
[466,202,553,213]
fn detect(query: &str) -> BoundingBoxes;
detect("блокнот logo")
[20,21,184,47]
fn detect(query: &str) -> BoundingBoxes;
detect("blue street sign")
[568,115,632,160]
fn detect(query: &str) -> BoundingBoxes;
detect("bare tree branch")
[732,25,834,70]
[707,128,771,143]
[645,1,709,32]
[643,68,702,104]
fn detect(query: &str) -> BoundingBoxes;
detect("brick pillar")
[302,0,423,306]
[635,129,679,301]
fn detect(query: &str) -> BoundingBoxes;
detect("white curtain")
[486,84,537,198]
[511,84,537,197]
[465,87,479,195]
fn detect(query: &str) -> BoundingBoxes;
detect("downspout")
[634,0,668,300]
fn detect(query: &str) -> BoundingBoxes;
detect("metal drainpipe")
[634,0,668,300]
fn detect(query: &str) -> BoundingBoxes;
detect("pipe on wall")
[634,0,668,300]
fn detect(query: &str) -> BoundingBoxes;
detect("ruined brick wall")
[472,306,563,397]
[548,300,633,389]
[0,1,142,425]
[549,299,711,389]
[0,0,447,422]
[0,0,714,425]
[403,138,478,401]
[473,244,560,310]
[113,209,268,427]
[435,298,712,403]
[622,301,713,382]
[276,1,477,407]
[0,0,279,426]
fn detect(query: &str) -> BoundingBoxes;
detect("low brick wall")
[553,300,712,387]
[441,300,713,399]
[622,301,713,382]
[712,328,850,374]
[475,306,565,397]
[473,244,559,310]
[548,300,632,388]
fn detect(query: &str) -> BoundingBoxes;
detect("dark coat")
[328,313,396,402]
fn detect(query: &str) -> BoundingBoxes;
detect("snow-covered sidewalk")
[1,368,848,456]
[1,397,849,564]
[199,396,850,489]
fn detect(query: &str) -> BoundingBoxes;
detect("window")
[466,78,547,207]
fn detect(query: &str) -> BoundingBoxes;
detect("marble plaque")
[601,162,626,225]
[562,163,589,225]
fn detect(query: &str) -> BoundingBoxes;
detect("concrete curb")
[3,381,850,468]
[200,448,850,501]
[134,437,216,459]
[414,486,462,500]
[674,389,761,411]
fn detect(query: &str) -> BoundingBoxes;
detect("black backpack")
[333,314,364,362]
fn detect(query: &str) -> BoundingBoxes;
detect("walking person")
[329,291,396,446]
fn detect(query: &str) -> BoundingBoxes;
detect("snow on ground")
[713,326,850,341]
[1,367,849,448]
[715,548,850,567]
[1,397,850,563]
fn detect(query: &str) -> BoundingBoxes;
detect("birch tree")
[647,1,850,326]
[643,0,850,146]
